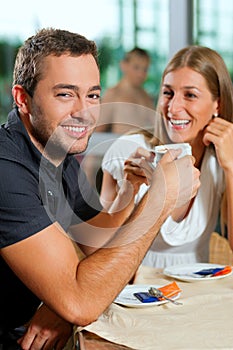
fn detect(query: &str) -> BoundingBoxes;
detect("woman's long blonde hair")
[161,46,233,236]
[131,46,233,235]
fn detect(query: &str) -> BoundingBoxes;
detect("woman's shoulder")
[119,132,151,147]
[110,133,150,154]
[102,133,151,165]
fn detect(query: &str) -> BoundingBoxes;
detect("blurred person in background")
[95,47,155,134]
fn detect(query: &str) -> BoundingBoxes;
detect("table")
[76,331,132,349]
[75,265,233,350]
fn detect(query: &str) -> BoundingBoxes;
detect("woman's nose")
[168,94,183,114]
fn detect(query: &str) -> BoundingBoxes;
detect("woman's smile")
[160,66,219,144]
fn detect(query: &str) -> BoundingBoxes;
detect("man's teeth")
[63,126,85,132]
[170,119,190,125]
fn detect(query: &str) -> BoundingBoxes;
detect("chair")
[209,232,233,265]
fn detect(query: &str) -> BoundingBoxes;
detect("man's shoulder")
[0,128,17,152]
[0,124,39,178]
[137,88,155,108]
[0,110,26,160]
[0,128,23,163]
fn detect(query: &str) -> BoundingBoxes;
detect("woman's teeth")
[170,118,190,126]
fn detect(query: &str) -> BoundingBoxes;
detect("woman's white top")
[102,133,225,268]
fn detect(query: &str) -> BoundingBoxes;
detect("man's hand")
[152,149,200,214]
[123,146,200,208]
[18,304,73,350]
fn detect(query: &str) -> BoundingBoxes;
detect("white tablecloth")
[81,265,233,350]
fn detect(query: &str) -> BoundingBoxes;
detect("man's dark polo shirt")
[0,108,102,330]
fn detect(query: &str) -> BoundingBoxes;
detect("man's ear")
[12,85,30,114]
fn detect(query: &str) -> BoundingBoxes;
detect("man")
[95,47,155,134]
[0,28,200,349]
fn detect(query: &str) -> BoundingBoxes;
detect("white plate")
[163,263,233,282]
[114,284,181,308]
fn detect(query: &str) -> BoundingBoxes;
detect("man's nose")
[73,97,93,118]
[74,97,89,111]
[72,98,97,123]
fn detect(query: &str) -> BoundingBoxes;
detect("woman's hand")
[203,117,233,171]
[123,147,155,194]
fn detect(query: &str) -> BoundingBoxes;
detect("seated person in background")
[95,47,155,134]
[100,45,233,268]
[0,28,200,349]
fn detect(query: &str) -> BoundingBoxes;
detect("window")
[193,0,233,78]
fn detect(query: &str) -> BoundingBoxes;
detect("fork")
[148,287,183,305]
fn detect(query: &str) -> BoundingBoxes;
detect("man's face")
[27,54,101,157]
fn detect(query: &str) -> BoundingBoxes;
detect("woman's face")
[159,67,219,145]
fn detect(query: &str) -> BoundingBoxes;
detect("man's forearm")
[71,155,199,325]
[73,190,166,323]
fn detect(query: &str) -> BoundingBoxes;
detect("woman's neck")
[190,140,206,170]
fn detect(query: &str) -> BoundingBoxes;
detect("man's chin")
[68,138,89,155]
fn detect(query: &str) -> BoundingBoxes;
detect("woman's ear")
[12,85,30,114]
[215,98,220,116]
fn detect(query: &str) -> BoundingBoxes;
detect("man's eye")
[57,92,72,97]
[88,93,100,99]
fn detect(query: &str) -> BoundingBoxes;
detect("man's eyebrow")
[53,84,78,91]
[90,85,102,92]
[53,84,101,92]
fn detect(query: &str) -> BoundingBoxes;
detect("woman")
[99,45,233,268]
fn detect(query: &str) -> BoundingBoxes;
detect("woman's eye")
[186,92,197,99]
[163,90,173,97]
